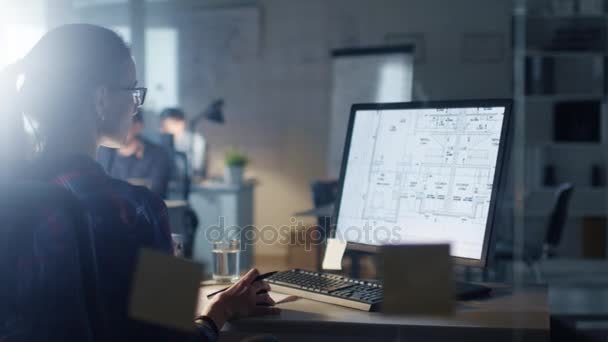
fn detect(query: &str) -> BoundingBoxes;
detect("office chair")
[171,151,191,200]
[543,183,574,258]
[166,151,200,259]
[182,206,199,259]
[159,133,191,200]
[0,182,104,341]
[493,183,574,282]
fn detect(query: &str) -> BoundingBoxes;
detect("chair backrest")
[0,182,103,341]
[544,183,574,250]
[170,151,191,200]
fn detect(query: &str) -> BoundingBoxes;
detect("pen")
[206,271,278,299]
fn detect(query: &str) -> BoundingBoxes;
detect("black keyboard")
[266,269,491,311]
[266,269,383,311]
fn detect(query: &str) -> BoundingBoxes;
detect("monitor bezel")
[330,99,513,268]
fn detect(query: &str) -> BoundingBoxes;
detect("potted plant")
[224,148,249,184]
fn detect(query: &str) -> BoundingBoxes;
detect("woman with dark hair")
[0,24,277,341]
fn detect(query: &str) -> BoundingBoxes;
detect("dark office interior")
[2,0,608,341]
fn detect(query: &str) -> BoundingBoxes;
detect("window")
[144,27,178,112]
[0,26,45,70]
[0,0,46,70]
[72,0,127,8]
[375,56,414,102]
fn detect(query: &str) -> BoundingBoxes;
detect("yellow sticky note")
[129,248,204,332]
[322,238,347,270]
[381,244,453,316]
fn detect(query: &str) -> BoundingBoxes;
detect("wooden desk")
[550,286,608,339]
[198,285,549,342]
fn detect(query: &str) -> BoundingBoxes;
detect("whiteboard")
[328,46,414,177]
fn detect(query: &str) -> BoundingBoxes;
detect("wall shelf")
[517,13,608,19]
[526,51,608,57]
[514,2,608,198]
[539,143,607,149]
[526,94,605,102]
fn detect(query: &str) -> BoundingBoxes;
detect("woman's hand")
[202,269,280,329]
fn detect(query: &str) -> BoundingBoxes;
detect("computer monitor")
[332,100,512,268]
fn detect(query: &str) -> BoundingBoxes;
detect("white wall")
[178,0,513,256]
[0,0,47,69]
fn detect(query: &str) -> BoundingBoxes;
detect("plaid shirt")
[1,185,98,341]
[23,155,217,342]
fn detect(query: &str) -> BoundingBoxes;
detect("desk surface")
[164,200,189,209]
[191,180,256,193]
[551,285,608,318]
[198,285,549,341]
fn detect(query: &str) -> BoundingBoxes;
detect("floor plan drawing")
[336,106,505,257]
[362,107,503,223]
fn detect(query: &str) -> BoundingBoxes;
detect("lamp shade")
[204,99,224,124]
[188,99,225,131]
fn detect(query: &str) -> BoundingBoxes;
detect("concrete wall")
[178,0,513,256]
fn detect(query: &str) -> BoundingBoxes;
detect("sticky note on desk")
[381,244,454,316]
[129,248,204,332]
[322,238,347,270]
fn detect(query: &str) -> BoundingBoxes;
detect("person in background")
[97,111,172,198]
[160,107,207,179]
[0,24,278,341]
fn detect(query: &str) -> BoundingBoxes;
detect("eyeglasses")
[118,87,147,107]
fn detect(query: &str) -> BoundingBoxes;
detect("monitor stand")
[455,281,492,300]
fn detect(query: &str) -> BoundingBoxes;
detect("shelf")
[518,13,608,19]
[536,186,605,191]
[526,94,605,102]
[535,142,607,149]
[526,50,607,57]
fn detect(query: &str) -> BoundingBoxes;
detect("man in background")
[159,107,207,179]
[97,111,172,198]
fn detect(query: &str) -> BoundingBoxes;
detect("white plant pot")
[224,166,244,184]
